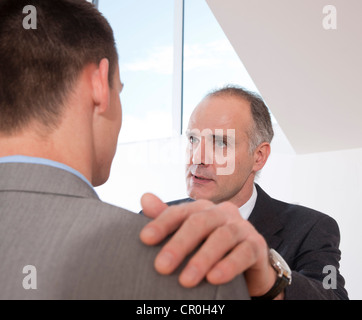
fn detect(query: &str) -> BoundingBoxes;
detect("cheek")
[185,147,192,163]
[213,148,236,176]
[217,154,246,183]
[117,99,122,127]
[113,97,122,125]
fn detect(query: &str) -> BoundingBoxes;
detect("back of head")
[0,0,118,135]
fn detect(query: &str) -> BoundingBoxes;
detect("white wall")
[292,148,362,300]
[206,0,362,154]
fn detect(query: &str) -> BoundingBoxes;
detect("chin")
[188,188,213,202]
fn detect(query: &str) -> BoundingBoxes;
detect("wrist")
[251,249,291,300]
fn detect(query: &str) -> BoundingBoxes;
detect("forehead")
[188,95,252,133]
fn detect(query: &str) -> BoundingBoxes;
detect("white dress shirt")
[238,184,258,220]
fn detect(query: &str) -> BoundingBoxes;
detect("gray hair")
[205,85,274,153]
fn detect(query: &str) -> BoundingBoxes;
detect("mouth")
[193,174,210,180]
[191,174,213,184]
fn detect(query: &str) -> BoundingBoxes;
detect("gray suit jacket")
[0,163,249,300]
[166,185,349,300]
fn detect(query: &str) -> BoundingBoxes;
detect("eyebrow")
[186,131,235,143]
[212,134,235,144]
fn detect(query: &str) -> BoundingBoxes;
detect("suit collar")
[0,162,99,200]
[248,184,284,249]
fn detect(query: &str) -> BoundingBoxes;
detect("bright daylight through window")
[97,0,268,143]
[95,0,281,212]
[99,0,175,143]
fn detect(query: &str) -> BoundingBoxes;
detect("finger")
[154,203,231,275]
[140,193,168,219]
[140,199,214,246]
[206,230,266,286]
[179,220,247,288]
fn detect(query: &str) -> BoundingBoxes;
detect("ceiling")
[206,0,362,154]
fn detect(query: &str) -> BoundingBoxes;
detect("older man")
[140,86,349,300]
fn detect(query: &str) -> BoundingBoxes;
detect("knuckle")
[244,233,267,263]
[247,225,267,251]
[226,222,241,238]
[243,241,258,263]
[163,237,188,261]
[216,223,240,241]
[186,212,206,228]
[189,250,213,271]
[192,199,214,212]
[223,255,240,276]
[213,226,234,243]
[196,199,214,207]
[217,202,239,218]
[172,204,189,219]
[254,232,266,249]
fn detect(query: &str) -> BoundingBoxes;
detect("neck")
[0,119,94,185]
[227,174,256,208]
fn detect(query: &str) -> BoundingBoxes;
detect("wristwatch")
[252,248,292,300]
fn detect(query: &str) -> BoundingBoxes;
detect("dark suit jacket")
[0,163,250,300]
[166,184,348,300]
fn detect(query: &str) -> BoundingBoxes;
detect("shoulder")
[255,184,337,225]
[67,197,151,231]
[253,184,340,241]
[273,197,338,232]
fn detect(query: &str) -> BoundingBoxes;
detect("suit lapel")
[248,184,284,250]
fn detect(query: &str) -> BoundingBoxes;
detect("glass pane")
[98,0,174,143]
[183,0,266,130]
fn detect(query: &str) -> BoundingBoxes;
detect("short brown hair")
[0,0,118,134]
[206,85,274,153]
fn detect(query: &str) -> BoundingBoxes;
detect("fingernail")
[156,251,174,273]
[181,265,199,286]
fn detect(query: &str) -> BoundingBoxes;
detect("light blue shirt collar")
[0,155,94,189]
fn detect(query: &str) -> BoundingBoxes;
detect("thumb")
[140,193,168,219]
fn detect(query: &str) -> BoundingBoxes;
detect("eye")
[214,138,227,148]
[188,136,199,144]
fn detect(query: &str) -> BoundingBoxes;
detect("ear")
[252,142,271,172]
[91,58,110,114]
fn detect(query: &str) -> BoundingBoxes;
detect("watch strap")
[251,274,290,300]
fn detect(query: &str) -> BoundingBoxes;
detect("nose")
[191,137,213,165]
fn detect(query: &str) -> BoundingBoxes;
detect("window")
[95,0,286,211]
[98,0,175,143]
[182,0,260,131]
[97,0,269,142]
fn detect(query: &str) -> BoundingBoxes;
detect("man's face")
[185,95,256,206]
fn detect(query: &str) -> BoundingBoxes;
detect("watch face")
[270,249,292,276]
